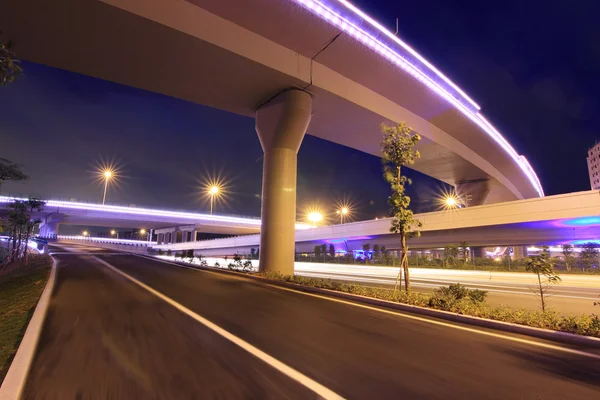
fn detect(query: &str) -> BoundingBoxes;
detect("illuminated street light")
[336,206,350,224]
[110,229,119,239]
[208,185,221,215]
[82,230,89,236]
[308,211,323,227]
[101,169,114,205]
[437,189,462,210]
[445,196,458,208]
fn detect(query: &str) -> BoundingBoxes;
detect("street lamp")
[110,229,119,239]
[102,169,114,205]
[308,211,323,227]
[82,230,89,237]
[139,228,151,242]
[208,185,220,215]
[336,207,350,224]
[441,194,461,210]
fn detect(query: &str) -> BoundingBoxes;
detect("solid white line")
[90,256,344,400]
[132,255,600,360]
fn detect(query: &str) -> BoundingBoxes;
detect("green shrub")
[428,283,487,311]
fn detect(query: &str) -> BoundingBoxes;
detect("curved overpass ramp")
[2,0,542,202]
[1,0,544,272]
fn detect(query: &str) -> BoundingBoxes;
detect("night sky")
[1,0,599,222]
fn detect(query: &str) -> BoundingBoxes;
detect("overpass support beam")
[255,89,312,274]
[39,213,62,239]
[512,246,528,260]
[457,179,489,207]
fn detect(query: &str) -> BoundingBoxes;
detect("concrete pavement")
[24,243,600,398]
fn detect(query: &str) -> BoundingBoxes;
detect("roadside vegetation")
[259,271,600,338]
[0,254,52,384]
[166,253,600,338]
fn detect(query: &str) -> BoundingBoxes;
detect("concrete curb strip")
[0,258,57,400]
[152,257,600,350]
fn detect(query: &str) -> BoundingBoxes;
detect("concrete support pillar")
[472,247,487,259]
[255,89,312,274]
[39,216,60,239]
[457,179,490,207]
[512,246,527,260]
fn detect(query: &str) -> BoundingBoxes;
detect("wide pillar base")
[255,89,312,275]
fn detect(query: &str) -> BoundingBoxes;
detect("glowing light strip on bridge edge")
[291,0,544,198]
[0,197,312,230]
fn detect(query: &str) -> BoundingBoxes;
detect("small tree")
[443,244,459,267]
[459,241,470,263]
[373,244,380,263]
[579,242,598,271]
[561,244,574,272]
[250,248,257,260]
[381,123,421,291]
[0,158,29,190]
[380,245,388,264]
[362,243,371,262]
[328,244,335,258]
[0,35,23,86]
[320,244,327,257]
[525,245,561,312]
[314,245,322,258]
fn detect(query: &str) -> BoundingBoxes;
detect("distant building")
[587,142,600,190]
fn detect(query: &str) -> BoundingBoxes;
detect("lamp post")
[337,207,349,224]
[209,186,219,215]
[308,212,323,227]
[110,229,119,239]
[82,230,89,240]
[102,170,113,205]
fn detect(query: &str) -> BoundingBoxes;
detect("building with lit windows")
[587,142,600,189]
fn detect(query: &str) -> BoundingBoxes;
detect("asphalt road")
[24,243,600,399]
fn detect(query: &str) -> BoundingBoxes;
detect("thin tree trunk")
[23,224,33,265]
[402,234,410,291]
[10,227,17,261]
[537,272,545,311]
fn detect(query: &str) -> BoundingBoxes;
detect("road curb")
[0,258,57,400]
[155,258,600,350]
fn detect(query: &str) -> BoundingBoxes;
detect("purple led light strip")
[292,0,544,197]
[0,196,313,230]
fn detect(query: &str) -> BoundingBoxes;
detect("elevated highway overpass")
[0,196,310,237]
[2,0,545,273]
[153,191,600,255]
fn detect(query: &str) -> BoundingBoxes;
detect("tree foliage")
[579,242,598,271]
[561,244,574,272]
[525,245,560,311]
[0,158,29,189]
[0,34,22,86]
[1,198,45,272]
[380,122,421,291]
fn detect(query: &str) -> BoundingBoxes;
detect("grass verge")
[0,254,52,385]
[261,272,600,338]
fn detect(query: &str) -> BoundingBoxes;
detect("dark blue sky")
[1,0,598,220]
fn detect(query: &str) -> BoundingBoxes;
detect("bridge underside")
[1,0,544,273]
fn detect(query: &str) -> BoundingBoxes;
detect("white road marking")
[90,256,345,400]
[135,255,600,361]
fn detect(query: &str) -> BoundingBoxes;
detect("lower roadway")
[24,243,600,399]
